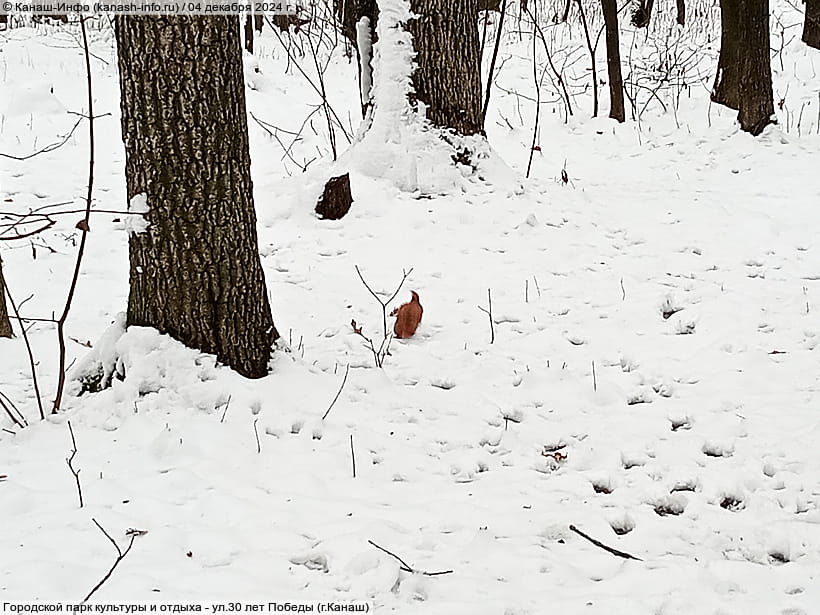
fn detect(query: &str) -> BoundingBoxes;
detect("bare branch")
[321,363,350,421]
[569,524,642,561]
[66,421,84,508]
[82,519,138,603]
[367,540,454,576]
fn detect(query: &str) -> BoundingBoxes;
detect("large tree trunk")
[737,0,774,135]
[115,16,278,379]
[602,0,625,122]
[713,0,774,136]
[712,0,743,109]
[804,0,820,49]
[407,0,484,135]
[0,256,12,339]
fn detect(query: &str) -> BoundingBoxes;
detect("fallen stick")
[367,540,453,576]
[569,524,642,561]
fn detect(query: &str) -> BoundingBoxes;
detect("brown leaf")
[351,319,362,335]
[76,219,90,232]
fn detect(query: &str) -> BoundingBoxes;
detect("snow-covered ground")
[1,3,820,612]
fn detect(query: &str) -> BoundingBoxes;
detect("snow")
[1,4,820,612]
[124,194,150,236]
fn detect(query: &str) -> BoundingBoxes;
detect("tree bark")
[713,0,774,135]
[736,0,774,135]
[407,0,484,135]
[602,0,625,122]
[0,255,12,338]
[804,0,820,49]
[712,0,742,110]
[244,14,254,54]
[115,16,278,379]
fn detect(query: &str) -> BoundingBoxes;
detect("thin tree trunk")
[407,0,484,135]
[804,0,820,49]
[115,16,278,379]
[0,256,12,338]
[244,14,254,54]
[602,0,625,122]
[577,0,598,117]
[676,0,685,25]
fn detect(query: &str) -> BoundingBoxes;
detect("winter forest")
[1,0,819,610]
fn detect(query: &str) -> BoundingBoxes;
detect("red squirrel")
[391,291,423,339]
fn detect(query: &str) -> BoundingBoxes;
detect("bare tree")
[602,0,625,122]
[804,0,820,49]
[712,0,774,136]
[115,17,279,379]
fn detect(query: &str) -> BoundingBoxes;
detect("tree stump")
[316,174,353,220]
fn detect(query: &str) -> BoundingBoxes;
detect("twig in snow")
[591,361,597,392]
[355,265,413,339]
[569,524,642,561]
[82,519,138,603]
[253,418,261,454]
[0,279,44,420]
[0,389,27,429]
[219,395,232,424]
[66,420,84,508]
[367,540,453,576]
[352,266,412,367]
[620,277,626,301]
[349,433,356,478]
[322,363,350,421]
[477,288,495,344]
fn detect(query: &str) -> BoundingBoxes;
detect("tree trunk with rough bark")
[736,0,774,134]
[713,0,774,135]
[712,0,742,110]
[0,256,12,338]
[602,0,625,122]
[115,16,278,379]
[804,0,820,49]
[407,0,483,135]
